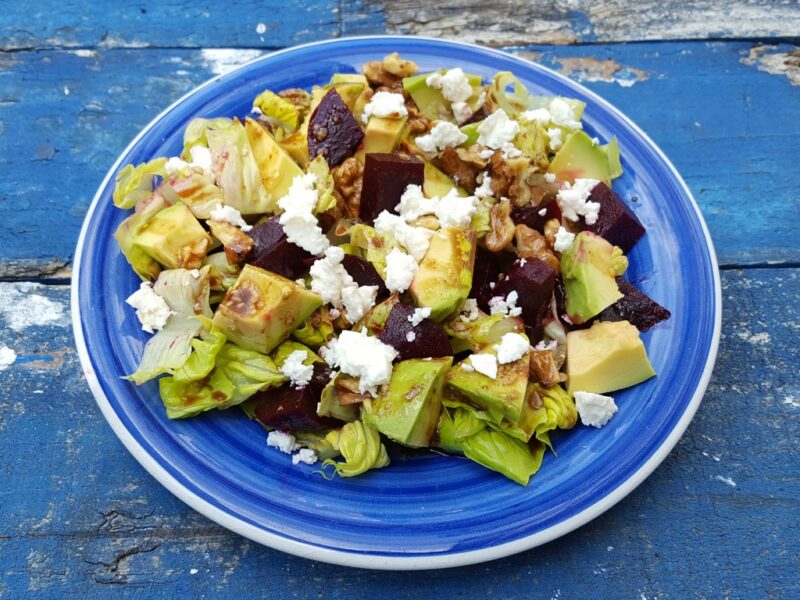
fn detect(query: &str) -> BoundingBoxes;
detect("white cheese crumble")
[556,178,601,225]
[396,184,438,221]
[574,391,618,428]
[341,284,378,324]
[553,226,576,252]
[415,121,468,153]
[384,247,418,293]
[280,349,314,388]
[435,190,479,229]
[277,173,330,255]
[488,290,522,318]
[426,68,473,103]
[544,172,557,183]
[461,363,475,372]
[406,331,416,342]
[478,148,495,159]
[324,329,398,396]
[459,298,480,322]
[520,108,551,125]
[548,98,582,130]
[474,173,493,198]
[0,345,16,370]
[190,269,201,279]
[165,146,214,177]
[374,211,435,261]
[546,127,563,150]
[309,247,376,323]
[408,306,432,326]
[210,203,253,232]
[267,430,298,454]
[362,91,408,124]
[537,207,547,217]
[493,332,530,364]
[292,448,318,465]
[477,109,520,151]
[126,282,173,333]
[469,353,498,379]
[451,101,473,123]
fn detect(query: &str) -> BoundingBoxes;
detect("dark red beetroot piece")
[379,303,452,361]
[341,254,389,299]
[471,246,503,312]
[359,153,424,223]
[307,89,364,167]
[597,278,671,332]
[493,258,557,342]
[246,217,314,279]
[511,197,562,233]
[582,182,645,253]
[252,364,339,432]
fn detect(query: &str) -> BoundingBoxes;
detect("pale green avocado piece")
[354,294,399,336]
[330,82,366,113]
[245,117,303,212]
[402,71,483,121]
[566,320,655,394]
[446,345,530,423]
[460,122,480,146]
[362,357,452,447]
[133,202,211,270]
[423,162,468,198]
[410,227,476,322]
[212,264,322,354]
[561,231,628,324]
[548,130,616,184]
[362,116,408,155]
[318,378,359,423]
[330,73,369,86]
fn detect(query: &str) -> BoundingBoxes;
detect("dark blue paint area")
[74,37,718,563]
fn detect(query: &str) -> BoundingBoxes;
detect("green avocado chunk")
[362,357,452,447]
[212,264,322,354]
[363,116,408,154]
[132,202,211,270]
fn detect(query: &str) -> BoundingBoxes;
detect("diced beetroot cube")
[471,246,503,312]
[379,303,452,361]
[511,197,561,233]
[493,258,556,342]
[582,183,645,253]
[359,153,424,223]
[597,278,671,332]
[246,217,314,279]
[307,89,364,167]
[252,365,339,431]
[341,254,389,299]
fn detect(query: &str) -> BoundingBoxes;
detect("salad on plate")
[113,53,671,485]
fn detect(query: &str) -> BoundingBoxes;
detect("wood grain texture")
[0,41,797,275]
[1,270,798,595]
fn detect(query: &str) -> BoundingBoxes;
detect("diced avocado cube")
[362,357,452,447]
[410,227,476,322]
[245,118,303,213]
[548,130,616,185]
[133,202,212,270]
[363,116,408,155]
[423,162,468,198]
[566,319,655,394]
[212,264,322,354]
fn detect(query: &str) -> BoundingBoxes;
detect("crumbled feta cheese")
[278,173,330,255]
[451,101,473,123]
[547,127,563,150]
[519,258,527,266]
[280,349,314,388]
[520,108,551,125]
[478,148,494,159]
[190,269,201,279]
[164,156,191,174]
[426,68,473,103]
[574,391,618,428]
[324,329,398,396]
[292,448,318,465]
[408,306,432,326]
[396,184,438,222]
[210,203,252,232]
[591,136,600,146]
[341,284,378,323]
[362,91,408,124]
[537,207,547,216]
[329,307,341,319]
[267,430,298,454]
[544,172,557,183]
[189,145,213,173]
[435,190,479,229]
[374,211,435,261]
[469,353,498,379]
[415,121,468,153]
[553,226,576,252]
[488,290,522,317]
[461,363,475,372]
[126,282,173,333]
[556,178,601,225]
[295,278,306,288]
[477,109,520,150]
[459,298,480,322]
[406,331,416,342]
[548,98,582,130]
[474,173,493,198]
[384,248,418,293]
[494,332,530,364]
[309,246,376,323]
[534,339,557,351]
[0,345,16,371]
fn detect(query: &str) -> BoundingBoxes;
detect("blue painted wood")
[0,269,798,595]
[0,41,797,275]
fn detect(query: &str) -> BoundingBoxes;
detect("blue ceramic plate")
[72,36,721,569]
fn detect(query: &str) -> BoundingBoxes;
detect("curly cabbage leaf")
[322,421,390,478]
[171,317,227,383]
[113,158,168,209]
[292,307,335,348]
[462,428,546,486]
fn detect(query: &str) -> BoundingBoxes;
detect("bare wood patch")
[741,45,800,86]
[554,56,649,87]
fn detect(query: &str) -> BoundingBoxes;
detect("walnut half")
[484,198,515,252]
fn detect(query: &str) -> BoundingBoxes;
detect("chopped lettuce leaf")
[272,341,321,368]
[181,117,234,160]
[462,428,546,486]
[252,90,304,132]
[443,313,523,354]
[203,252,241,292]
[347,224,398,276]
[291,307,335,348]
[514,119,550,169]
[171,317,227,383]
[322,421,390,478]
[307,155,337,214]
[294,430,340,460]
[601,136,623,180]
[488,72,531,118]
[164,172,224,219]
[112,158,168,209]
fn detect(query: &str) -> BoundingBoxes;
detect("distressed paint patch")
[0,345,16,370]
[200,49,264,76]
[554,56,649,87]
[740,45,800,86]
[0,283,67,331]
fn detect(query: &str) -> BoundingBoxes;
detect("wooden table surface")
[2,2,799,597]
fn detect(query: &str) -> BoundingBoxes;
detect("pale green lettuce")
[112,158,168,209]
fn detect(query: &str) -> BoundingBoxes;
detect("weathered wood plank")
[0,41,797,276]
[0,269,798,596]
